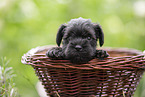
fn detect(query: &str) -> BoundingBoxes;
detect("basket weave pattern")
[21,46,145,97]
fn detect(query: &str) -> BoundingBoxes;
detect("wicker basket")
[21,46,145,97]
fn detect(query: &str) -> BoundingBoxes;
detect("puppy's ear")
[93,24,104,47]
[56,24,67,47]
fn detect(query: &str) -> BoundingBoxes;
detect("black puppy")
[46,17,109,64]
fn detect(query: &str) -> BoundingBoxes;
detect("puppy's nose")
[75,45,82,51]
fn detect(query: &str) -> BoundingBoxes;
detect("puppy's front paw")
[46,47,64,59]
[96,50,109,59]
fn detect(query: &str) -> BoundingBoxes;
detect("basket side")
[32,64,145,97]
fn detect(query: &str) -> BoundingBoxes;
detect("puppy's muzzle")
[75,45,82,51]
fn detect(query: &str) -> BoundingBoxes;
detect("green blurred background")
[0,0,145,97]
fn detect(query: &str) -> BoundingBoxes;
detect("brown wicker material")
[21,46,145,97]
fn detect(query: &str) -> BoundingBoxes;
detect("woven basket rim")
[21,45,145,70]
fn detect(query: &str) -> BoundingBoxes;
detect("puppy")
[46,17,109,64]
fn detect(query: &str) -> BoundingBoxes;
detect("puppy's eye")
[64,37,70,41]
[67,37,71,41]
[87,37,91,40]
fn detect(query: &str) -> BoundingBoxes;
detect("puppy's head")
[56,17,104,64]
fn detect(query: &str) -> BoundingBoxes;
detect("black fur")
[46,17,109,64]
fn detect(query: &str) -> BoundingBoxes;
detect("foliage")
[0,0,145,97]
[0,57,19,97]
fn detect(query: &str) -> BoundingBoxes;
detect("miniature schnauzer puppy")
[46,17,109,64]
